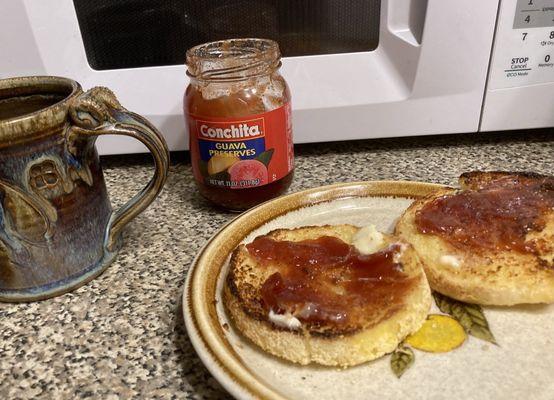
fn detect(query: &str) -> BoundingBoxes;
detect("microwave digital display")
[73,0,380,71]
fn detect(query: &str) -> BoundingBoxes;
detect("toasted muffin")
[223,224,431,367]
[395,171,554,306]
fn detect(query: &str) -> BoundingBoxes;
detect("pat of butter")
[439,255,461,269]
[268,310,302,330]
[393,242,408,264]
[353,225,385,255]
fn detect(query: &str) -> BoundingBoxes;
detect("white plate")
[183,181,554,400]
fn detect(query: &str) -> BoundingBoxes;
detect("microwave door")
[8,0,499,154]
[289,0,499,143]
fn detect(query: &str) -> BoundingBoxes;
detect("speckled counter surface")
[1,130,552,399]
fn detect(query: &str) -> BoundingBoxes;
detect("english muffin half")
[223,224,431,367]
[395,171,554,306]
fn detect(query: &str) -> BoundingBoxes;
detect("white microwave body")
[2,0,553,155]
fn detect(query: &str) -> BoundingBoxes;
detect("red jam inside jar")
[185,39,294,211]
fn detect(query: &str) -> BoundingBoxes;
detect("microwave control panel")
[489,0,554,89]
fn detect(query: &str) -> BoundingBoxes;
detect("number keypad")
[489,0,554,89]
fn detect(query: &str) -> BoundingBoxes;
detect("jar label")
[188,103,293,189]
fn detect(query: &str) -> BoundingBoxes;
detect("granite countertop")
[1,130,552,399]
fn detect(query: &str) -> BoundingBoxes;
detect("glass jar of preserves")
[185,38,294,211]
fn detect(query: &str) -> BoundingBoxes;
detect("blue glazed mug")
[0,76,170,301]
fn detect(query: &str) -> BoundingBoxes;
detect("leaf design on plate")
[390,345,415,378]
[432,292,497,344]
[255,149,274,167]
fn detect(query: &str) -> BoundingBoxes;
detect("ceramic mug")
[0,76,170,302]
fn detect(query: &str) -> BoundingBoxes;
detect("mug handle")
[68,87,170,252]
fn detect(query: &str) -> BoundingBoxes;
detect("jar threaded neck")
[186,38,281,82]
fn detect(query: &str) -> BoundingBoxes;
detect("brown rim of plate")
[183,180,446,400]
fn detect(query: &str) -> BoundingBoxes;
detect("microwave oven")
[2,0,554,155]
